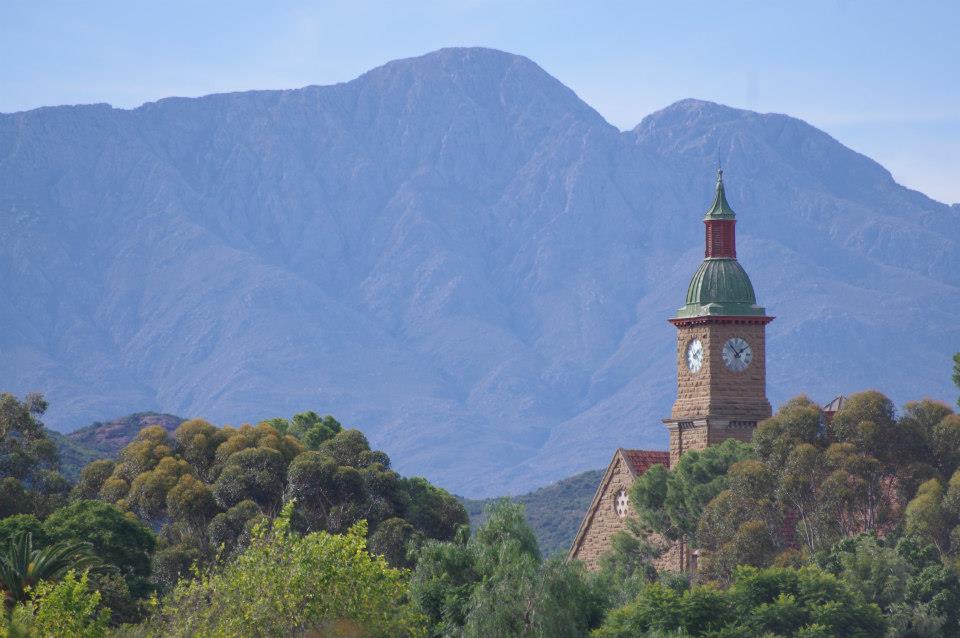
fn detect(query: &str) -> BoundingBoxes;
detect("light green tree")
[152,501,426,637]
[2,570,110,638]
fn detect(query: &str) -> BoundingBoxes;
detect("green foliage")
[403,477,468,543]
[72,460,116,501]
[286,411,342,449]
[3,570,110,638]
[83,412,465,578]
[206,499,261,557]
[411,500,608,637]
[212,447,287,511]
[0,517,46,551]
[0,532,102,608]
[608,440,752,579]
[902,563,960,637]
[0,393,68,518]
[43,500,155,580]
[593,565,885,638]
[150,502,426,637]
[0,393,56,483]
[694,391,960,580]
[823,534,910,611]
[633,440,753,546]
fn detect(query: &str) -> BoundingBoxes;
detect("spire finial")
[705,166,735,220]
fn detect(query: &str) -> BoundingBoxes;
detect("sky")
[1,1,957,203]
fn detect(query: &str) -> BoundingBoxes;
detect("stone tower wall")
[671,320,770,422]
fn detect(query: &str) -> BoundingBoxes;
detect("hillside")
[45,412,185,478]
[66,412,184,455]
[44,429,103,481]
[463,469,603,556]
[2,47,958,496]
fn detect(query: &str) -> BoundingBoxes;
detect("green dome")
[676,258,766,318]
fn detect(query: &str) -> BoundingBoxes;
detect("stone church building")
[569,169,775,571]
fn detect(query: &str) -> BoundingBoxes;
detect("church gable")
[568,448,669,570]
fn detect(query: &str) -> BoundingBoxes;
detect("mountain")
[66,412,184,455]
[1,48,957,496]
[45,412,184,479]
[463,468,603,556]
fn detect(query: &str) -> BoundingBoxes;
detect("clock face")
[722,337,752,372]
[686,339,704,373]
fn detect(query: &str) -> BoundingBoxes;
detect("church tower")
[664,170,773,467]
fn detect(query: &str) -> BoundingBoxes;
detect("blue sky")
[2,1,957,202]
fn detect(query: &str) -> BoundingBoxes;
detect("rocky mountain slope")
[2,48,957,496]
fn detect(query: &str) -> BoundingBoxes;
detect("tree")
[464,553,603,638]
[3,570,110,638]
[206,500,261,557]
[830,535,911,612]
[403,477,468,542]
[0,478,32,519]
[72,460,116,500]
[828,391,897,463]
[43,499,156,581]
[696,460,781,581]
[287,412,342,449]
[212,447,287,512]
[321,429,373,467]
[753,395,823,469]
[0,516,46,551]
[166,474,217,542]
[170,419,227,483]
[592,565,885,638]
[114,426,174,482]
[953,352,960,410]
[634,440,753,546]
[0,533,101,609]
[905,479,950,555]
[411,501,607,638]
[0,393,67,518]
[0,393,57,482]
[369,517,418,568]
[152,502,426,637]
[127,457,193,525]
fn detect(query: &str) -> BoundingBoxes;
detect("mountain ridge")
[2,47,957,496]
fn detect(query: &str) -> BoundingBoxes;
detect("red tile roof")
[620,449,670,475]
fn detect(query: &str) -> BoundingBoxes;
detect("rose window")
[615,489,629,518]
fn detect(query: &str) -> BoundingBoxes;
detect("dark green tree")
[212,447,287,511]
[593,565,885,638]
[0,515,47,550]
[43,500,156,585]
[287,412,342,449]
[411,501,607,638]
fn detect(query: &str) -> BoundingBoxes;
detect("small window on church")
[614,489,629,518]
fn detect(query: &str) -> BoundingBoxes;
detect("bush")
[150,502,426,637]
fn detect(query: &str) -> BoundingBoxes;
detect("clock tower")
[664,170,773,467]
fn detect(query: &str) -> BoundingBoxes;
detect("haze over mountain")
[2,48,957,496]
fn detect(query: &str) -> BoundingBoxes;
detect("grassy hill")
[462,469,602,556]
